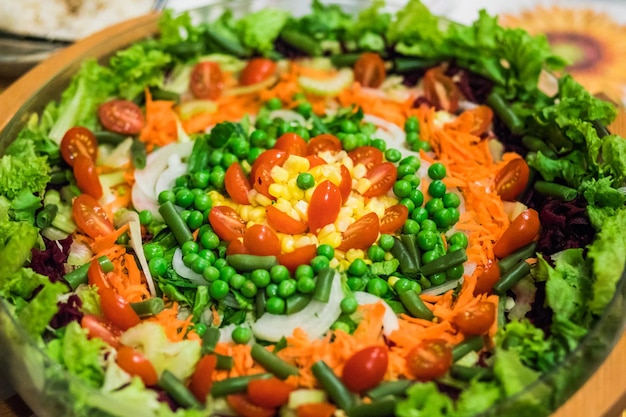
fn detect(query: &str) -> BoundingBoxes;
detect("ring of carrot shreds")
[1,1,626,417]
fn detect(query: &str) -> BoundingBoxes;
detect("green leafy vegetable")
[235,8,290,56]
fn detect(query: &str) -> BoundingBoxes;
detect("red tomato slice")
[422,66,460,113]
[240,58,277,86]
[454,301,496,336]
[338,165,352,203]
[250,149,288,182]
[60,126,98,166]
[362,162,397,198]
[342,346,388,392]
[274,132,307,156]
[277,244,317,274]
[306,154,326,168]
[74,154,103,199]
[243,224,281,256]
[474,259,500,295]
[99,287,141,331]
[189,354,218,402]
[225,162,252,205]
[308,180,342,234]
[251,162,276,200]
[493,158,530,202]
[226,238,249,256]
[226,394,275,417]
[87,258,110,289]
[296,403,337,417]
[337,212,380,251]
[493,208,540,259]
[208,206,246,242]
[189,61,224,100]
[353,52,386,88]
[247,377,293,408]
[348,146,383,171]
[306,134,342,155]
[116,345,158,386]
[266,205,307,234]
[466,105,493,136]
[81,314,122,347]
[406,339,453,381]
[98,100,145,135]
[72,194,114,239]
[379,204,409,234]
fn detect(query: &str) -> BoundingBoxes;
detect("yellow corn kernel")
[283,155,310,173]
[238,205,253,222]
[340,156,354,171]
[293,200,309,221]
[344,195,365,210]
[384,251,395,261]
[294,235,316,248]
[275,198,293,214]
[304,188,315,202]
[387,276,401,288]
[280,235,296,253]
[345,248,366,262]
[329,258,340,269]
[365,198,387,218]
[318,223,337,236]
[352,164,368,179]
[287,179,305,201]
[270,165,290,183]
[268,183,285,199]
[355,178,372,194]
[338,259,351,271]
[249,207,266,223]
[254,192,273,207]
[319,231,342,248]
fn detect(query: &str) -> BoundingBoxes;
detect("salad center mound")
[1,1,626,417]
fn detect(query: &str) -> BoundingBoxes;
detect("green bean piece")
[210,373,273,397]
[390,237,419,278]
[63,256,112,290]
[205,30,250,57]
[399,290,434,320]
[159,201,194,245]
[226,254,278,271]
[330,53,362,68]
[279,29,322,56]
[131,138,147,169]
[486,91,524,135]
[286,293,312,315]
[347,397,398,417]
[158,370,203,409]
[452,336,484,362]
[149,87,180,103]
[311,360,356,411]
[521,135,556,158]
[492,260,531,295]
[313,267,335,303]
[36,204,58,229]
[498,242,537,274]
[400,234,422,269]
[255,291,266,319]
[214,352,235,370]
[251,343,299,380]
[201,327,221,353]
[273,337,288,354]
[534,180,578,201]
[393,57,439,73]
[366,380,413,400]
[49,170,70,185]
[94,131,128,145]
[130,298,165,318]
[419,249,467,276]
[450,364,493,381]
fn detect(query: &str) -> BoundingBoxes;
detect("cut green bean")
[130,298,165,318]
[94,131,128,145]
[347,397,398,417]
[36,204,58,229]
[226,254,278,271]
[131,138,147,169]
[286,293,312,315]
[366,380,413,400]
[313,267,335,303]
[201,327,221,353]
[63,256,111,290]
[534,180,577,201]
[311,360,356,411]
[158,370,203,409]
[400,234,421,269]
[255,291,266,319]
[521,135,556,158]
[49,170,70,185]
[210,373,272,397]
[450,364,493,381]
[159,201,194,245]
[390,237,419,278]
[205,30,250,57]
[149,87,180,103]
[452,336,484,362]
[393,57,439,73]
[399,290,434,320]
[279,29,322,56]
[330,53,362,68]
[419,249,467,276]
[492,260,531,295]
[251,343,299,380]
[487,91,524,135]
[498,242,537,274]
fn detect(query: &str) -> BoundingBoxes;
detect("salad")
[1,1,626,416]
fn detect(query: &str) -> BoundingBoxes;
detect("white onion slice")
[252,271,343,342]
[268,109,308,126]
[363,114,406,150]
[115,210,156,297]
[353,292,399,336]
[131,184,161,220]
[172,248,207,286]
[422,278,464,296]
[155,163,188,198]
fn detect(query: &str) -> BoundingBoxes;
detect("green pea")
[342,134,358,151]
[183,253,199,267]
[347,277,365,292]
[400,155,420,167]
[420,218,438,232]
[448,207,460,224]
[403,174,421,188]
[384,148,402,162]
[266,296,285,314]
[428,162,447,180]
[295,264,314,280]
[276,120,292,137]
[340,297,359,314]
[394,278,413,294]
[310,255,330,272]
[425,198,444,215]
[393,180,412,198]
[405,131,420,145]
[139,210,153,225]
[201,231,220,250]
[296,276,316,294]
[229,273,246,290]
[192,171,210,189]
[378,234,395,251]
[256,115,272,130]
[220,266,237,282]
[193,323,207,337]
[355,132,369,148]
[175,175,190,188]
[182,241,199,255]
[297,173,315,190]
[348,259,368,277]
[447,244,463,253]
[232,326,252,344]
[294,126,310,140]
[412,140,431,152]
[403,219,420,235]
[397,164,417,178]
[265,283,279,298]
[209,170,225,189]
[250,130,268,147]
[148,257,167,276]
[251,269,271,288]
[411,207,429,223]
[174,189,194,208]
[230,140,250,159]
[158,190,176,205]
[208,149,224,166]
[332,321,351,333]
[442,192,461,208]
[404,116,420,133]
[429,272,447,286]
[241,280,258,298]
[191,257,210,274]
[194,194,212,211]
[341,119,358,133]
[367,245,385,262]
[210,280,229,300]
[399,198,415,213]
[179,210,191,223]
[407,190,424,208]
[296,101,313,117]
[317,244,335,260]
[214,258,228,270]
[143,243,164,261]
[417,230,438,251]
[187,210,204,230]
[428,180,447,199]
[447,233,468,250]
[270,265,290,283]
[277,279,297,298]
[421,250,439,265]
[446,264,465,280]
[266,97,282,110]
[221,152,238,169]
[433,209,453,229]
[116,233,130,245]
[371,138,386,151]
[367,277,388,297]
[203,266,220,282]
[247,147,264,164]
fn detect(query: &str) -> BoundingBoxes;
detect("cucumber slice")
[298,68,354,96]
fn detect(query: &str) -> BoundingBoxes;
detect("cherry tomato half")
[308,180,342,233]
[251,162,276,200]
[348,146,383,171]
[116,345,158,386]
[306,134,342,156]
[240,58,277,86]
[363,162,397,198]
[494,158,530,202]
[337,212,380,252]
[266,205,307,234]
[189,61,224,100]
[74,154,103,199]
[99,287,141,331]
[338,165,352,203]
[353,52,386,88]
[243,224,281,256]
[422,66,460,113]
[454,301,496,336]
[87,258,109,289]
[474,259,500,296]
[189,354,218,402]
[342,346,388,392]
[72,194,114,239]
[406,339,453,381]
[247,377,293,408]
[493,208,540,259]
[277,244,317,274]
[274,132,307,156]
[98,100,144,135]
[466,105,493,136]
[306,154,326,168]
[226,239,249,256]
[208,206,247,242]
[225,162,252,205]
[226,394,275,417]
[81,314,121,347]
[250,149,288,181]
[296,403,337,417]
[379,204,409,234]
[60,126,98,166]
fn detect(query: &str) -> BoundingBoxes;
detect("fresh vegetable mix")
[2,1,626,417]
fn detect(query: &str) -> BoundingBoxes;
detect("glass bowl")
[0,2,624,416]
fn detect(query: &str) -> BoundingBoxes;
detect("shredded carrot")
[91,224,129,255]
[147,302,200,342]
[139,88,179,150]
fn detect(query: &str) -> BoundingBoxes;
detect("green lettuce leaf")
[235,8,290,56]
[493,349,540,397]
[0,138,50,201]
[455,379,502,417]
[496,319,554,372]
[17,281,67,338]
[109,44,172,100]
[396,382,455,417]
